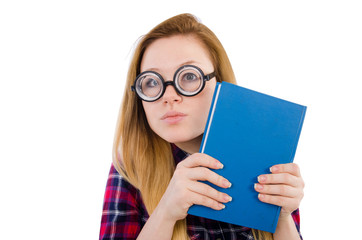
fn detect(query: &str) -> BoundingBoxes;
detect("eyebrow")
[143,60,201,72]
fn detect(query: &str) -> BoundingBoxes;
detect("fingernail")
[258,194,265,200]
[223,179,232,188]
[254,183,263,190]
[224,195,232,202]
[219,203,226,209]
[218,162,224,169]
[270,166,279,172]
[258,175,267,183]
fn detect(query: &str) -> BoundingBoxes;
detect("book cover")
[187,82,307,233]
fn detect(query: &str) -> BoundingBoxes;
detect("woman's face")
[140,35,217,153]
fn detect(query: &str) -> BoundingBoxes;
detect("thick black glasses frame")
[131,65,216,102]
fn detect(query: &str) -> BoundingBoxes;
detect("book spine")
[271,106,307,232]
[200,83,222,153]
[288,106,307,163]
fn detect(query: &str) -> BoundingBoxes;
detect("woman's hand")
[254,163,304,219]
[157,153,232,223]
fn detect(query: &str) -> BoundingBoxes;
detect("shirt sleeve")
[291,208,303,239]
[99,164,146,240]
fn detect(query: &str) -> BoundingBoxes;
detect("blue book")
[188,82,306,233]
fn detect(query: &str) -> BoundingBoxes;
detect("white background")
[1,1,361,239]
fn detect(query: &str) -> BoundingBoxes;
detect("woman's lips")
[161,111,187,124]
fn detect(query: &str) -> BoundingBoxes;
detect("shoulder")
[103,164,144,211]
[100,164,148,239]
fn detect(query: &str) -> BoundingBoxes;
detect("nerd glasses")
[131,65,215,102]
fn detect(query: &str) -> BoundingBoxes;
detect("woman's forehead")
[140,35,213,74]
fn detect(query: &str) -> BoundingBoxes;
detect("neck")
[174,134,203,154]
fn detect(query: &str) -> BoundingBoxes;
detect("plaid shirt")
[100,144,302,240]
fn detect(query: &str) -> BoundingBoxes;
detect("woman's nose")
[162,82,182,104]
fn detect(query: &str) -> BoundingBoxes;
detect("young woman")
[100,13,304,240]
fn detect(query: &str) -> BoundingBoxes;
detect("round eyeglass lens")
[137,73,163,99]
[175,66,203,95]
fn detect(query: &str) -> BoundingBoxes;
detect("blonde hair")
[112,13,273,240]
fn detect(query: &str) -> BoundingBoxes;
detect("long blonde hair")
[112,13,273,240]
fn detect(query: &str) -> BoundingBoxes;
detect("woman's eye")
[145,78,159,88]
[182,73,197,81]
